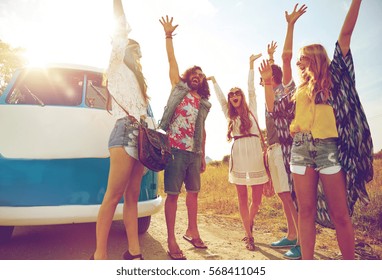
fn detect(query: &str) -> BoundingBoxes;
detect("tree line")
[0,40,26,93]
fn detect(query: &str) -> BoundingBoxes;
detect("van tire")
[0,226,14,243]
[138,216,151,234]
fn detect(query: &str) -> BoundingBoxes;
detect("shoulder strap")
[249,111,267,152]
[110,94,139,124]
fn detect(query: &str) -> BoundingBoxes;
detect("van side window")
[6,69,83,106]
[85,73,111,110]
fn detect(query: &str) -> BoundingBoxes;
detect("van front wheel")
[138,216,151,234]
[0,226,14,243]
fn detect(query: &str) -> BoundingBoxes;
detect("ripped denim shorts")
[290,132,341,173]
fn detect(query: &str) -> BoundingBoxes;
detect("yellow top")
[290,86,338,139]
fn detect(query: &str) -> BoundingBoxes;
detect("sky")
[0,0,381,161]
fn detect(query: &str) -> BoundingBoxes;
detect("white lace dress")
[213,69,268,185]
[107,15,147,121]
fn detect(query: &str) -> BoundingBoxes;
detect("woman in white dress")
[91,0,149,260]
[207,54,268,251]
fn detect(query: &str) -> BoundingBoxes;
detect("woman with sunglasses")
[207,53,269,251]
[259,1,373,259]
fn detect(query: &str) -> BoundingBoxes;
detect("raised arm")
[206,76,229,119]
[259,59,275,112]
[267,41,277,65]
[248,53,262,117]
[113,0,124,17]
[282,4,307,85]
[159,15,180,87]
[338,0,362,57]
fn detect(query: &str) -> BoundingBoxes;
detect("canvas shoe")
[284,245,302,260]
[270,237,297,248]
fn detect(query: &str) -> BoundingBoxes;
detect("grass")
[157,157,382,259]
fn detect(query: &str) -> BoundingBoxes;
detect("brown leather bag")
[111,95,172,172]
[137,124,172,172]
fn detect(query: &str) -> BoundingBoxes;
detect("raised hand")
[159,15,179,36]
[258,59,273,82]
[267,41,278,57]
[285,4,307,25]
[206,76,216,83]
[250,53,262,63]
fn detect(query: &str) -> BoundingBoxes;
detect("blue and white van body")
[0,64,162,241]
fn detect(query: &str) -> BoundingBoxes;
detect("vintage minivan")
[0,64,162,242]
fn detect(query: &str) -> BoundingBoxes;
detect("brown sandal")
[242,237,256,251]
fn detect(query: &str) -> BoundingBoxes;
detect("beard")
[187,78,201,91]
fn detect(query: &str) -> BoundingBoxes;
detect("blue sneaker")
[270,237,297,248]
[284,245,302,260]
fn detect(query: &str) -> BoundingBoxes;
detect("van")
[0,64,162,242]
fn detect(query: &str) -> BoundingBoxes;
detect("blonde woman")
[91,0,149,260]
[259,1,373,259]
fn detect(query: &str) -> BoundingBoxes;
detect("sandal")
[123,250,144,260]
[242,237,256,251]
[183,235,208,249]
[167,250,187,260]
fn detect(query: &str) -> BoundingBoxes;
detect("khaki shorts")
[267,143,290,193]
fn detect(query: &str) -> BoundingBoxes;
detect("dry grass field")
[158,156,382,259]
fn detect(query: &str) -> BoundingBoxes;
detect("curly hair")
[226,87,253,142]
[298,44,332,102]
[180,66,210,99]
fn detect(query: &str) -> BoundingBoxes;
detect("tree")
[0,40,27,93]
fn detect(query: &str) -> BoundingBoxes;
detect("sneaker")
[284,245,302,260]
[270,237,297,248]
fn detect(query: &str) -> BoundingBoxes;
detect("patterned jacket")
[271,42,374,227]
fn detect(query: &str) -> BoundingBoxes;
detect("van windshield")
[6,68,84,106]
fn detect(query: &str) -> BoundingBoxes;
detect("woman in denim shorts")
[91,0,149,260]
[259,1,373,260]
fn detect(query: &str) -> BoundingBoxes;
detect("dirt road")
[143,197,338,260]
[2,196,369,260]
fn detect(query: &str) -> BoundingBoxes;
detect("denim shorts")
[108,117,139,160]
[164,148,202,195]
[290,132,341,174]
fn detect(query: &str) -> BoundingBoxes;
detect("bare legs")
[165,193,180,254]
[165,192,203,256]
[320,171,354,259]
[278,192,298,240]
[293,167,354,259]
[236,184,263,238]
[94,147,144,260]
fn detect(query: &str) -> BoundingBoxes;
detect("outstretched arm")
[113,0,124,17]
[282,4,307,85]
[267,41,277,65]
[338,0,362,57]
[259,59,275,112]
[206,76,229,119]
[249,53,262,117]
[159,15,180,87]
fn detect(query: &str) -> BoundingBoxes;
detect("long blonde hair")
[123,39,149,104]
[105,39,149,112]
[298,44,332,102]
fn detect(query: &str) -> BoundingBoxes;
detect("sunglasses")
[228,90,241,97]
[298,54,309,62]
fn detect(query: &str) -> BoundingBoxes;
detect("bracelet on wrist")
[264,80,272,85]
